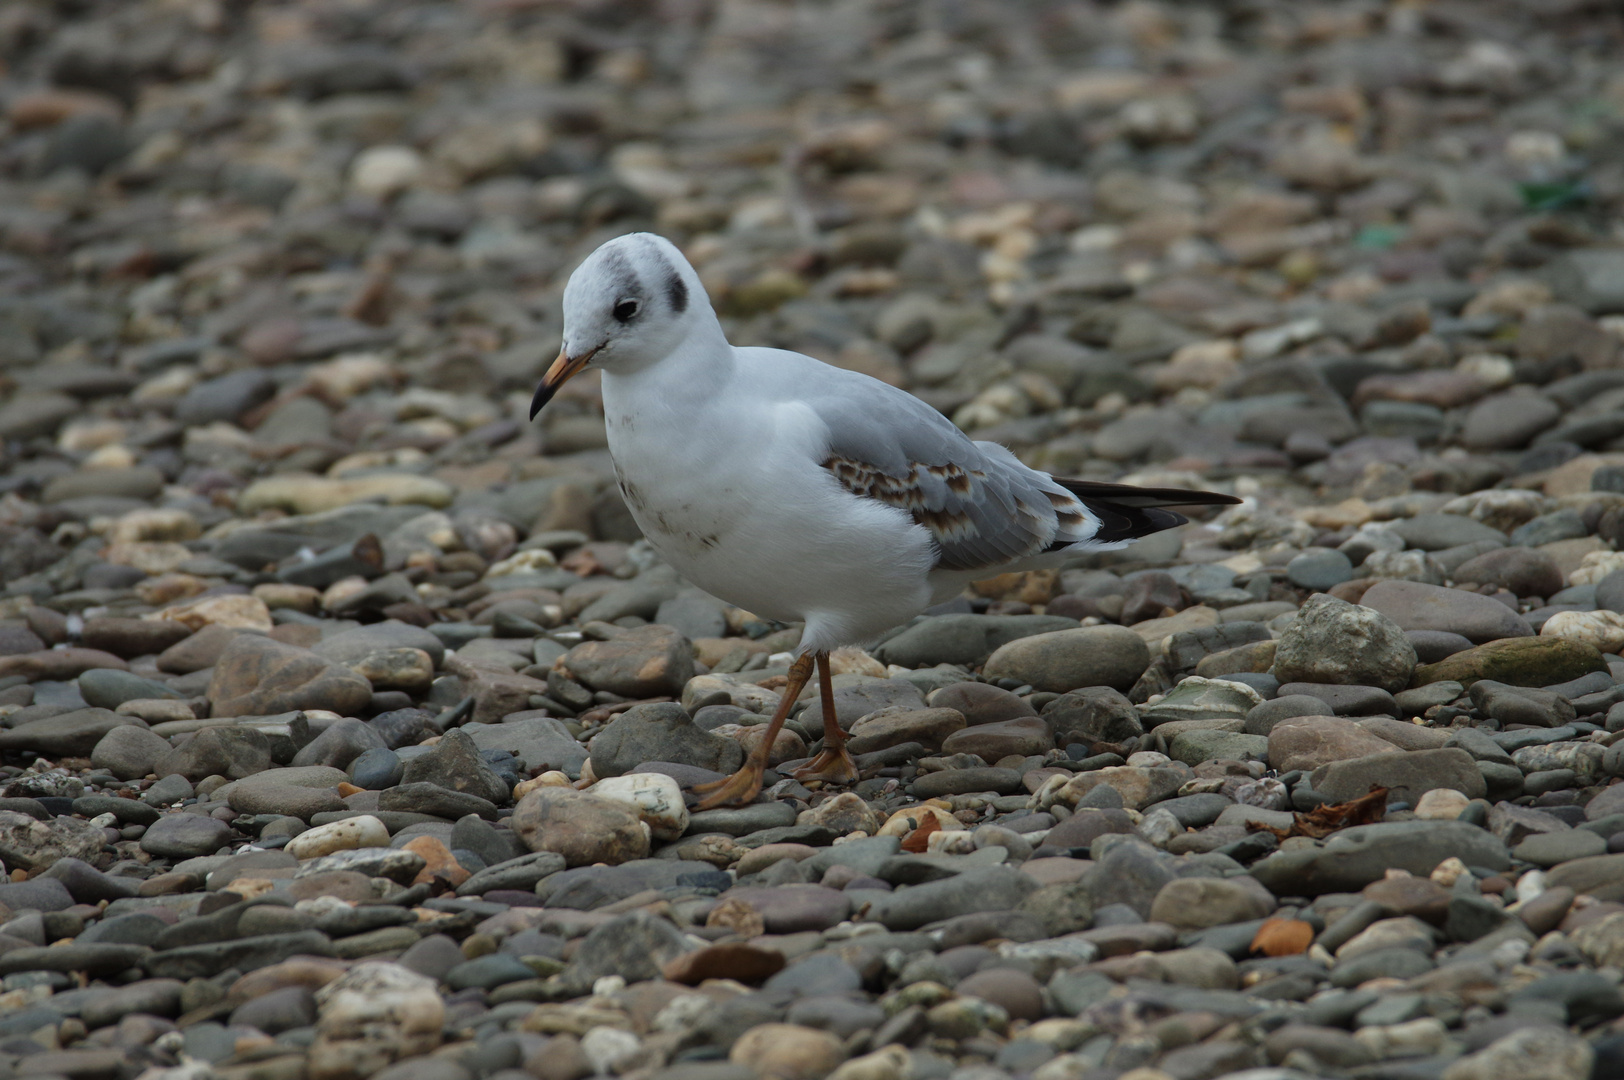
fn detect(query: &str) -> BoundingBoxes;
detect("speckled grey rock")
[1251,820,1509,896]
[589,703,744,778]
[1272,594,1416,694]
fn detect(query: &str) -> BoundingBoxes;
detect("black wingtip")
[1052,478,1242,509]
[1079,501,1190,544]
[1049,477,1236,545]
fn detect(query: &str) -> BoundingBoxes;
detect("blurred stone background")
[0,0,1621,551]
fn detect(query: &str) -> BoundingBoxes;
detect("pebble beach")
[1,3,1624,1080]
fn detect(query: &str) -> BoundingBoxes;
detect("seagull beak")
[529,346,597,420]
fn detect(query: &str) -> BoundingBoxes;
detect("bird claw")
[692,764,766,810]
[791,745,860,787]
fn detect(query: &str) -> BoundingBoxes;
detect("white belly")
[603,391,936,649]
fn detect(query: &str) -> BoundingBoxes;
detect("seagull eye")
[612,298,640,323]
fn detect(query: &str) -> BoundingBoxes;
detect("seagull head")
[530,232,708,419]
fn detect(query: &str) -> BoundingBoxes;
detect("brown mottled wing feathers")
[821,453,1056,571]
[810,380,1237,573]
[821,455,1239,572]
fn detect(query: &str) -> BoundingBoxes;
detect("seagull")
[530,233,1240,809]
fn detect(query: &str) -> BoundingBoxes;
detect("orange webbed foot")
[691,762,768,809]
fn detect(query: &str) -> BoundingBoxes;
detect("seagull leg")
[693,652,815,810]
[791,652,859,787]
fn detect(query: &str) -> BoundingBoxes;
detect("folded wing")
[810,385,1239,573]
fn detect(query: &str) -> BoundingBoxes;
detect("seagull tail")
[1050,478,1242,546]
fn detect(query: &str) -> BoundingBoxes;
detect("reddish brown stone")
[0,648,128,682]
[1362,874,1450,924]
[1251,918,1314,957]
[80,617,192,659]
[662,943,786,985]
[207,635,373,718]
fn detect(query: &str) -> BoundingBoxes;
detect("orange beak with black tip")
[529,346,597,420]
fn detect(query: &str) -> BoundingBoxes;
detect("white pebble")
[581,1027,641,1075]
[285,815,390,859]
[350,145,424,199]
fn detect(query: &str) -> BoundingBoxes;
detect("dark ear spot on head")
[666,271,688,314]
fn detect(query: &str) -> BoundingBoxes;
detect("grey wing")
[811,386,1091,573]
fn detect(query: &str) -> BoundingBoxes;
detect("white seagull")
[531,233,1239,808]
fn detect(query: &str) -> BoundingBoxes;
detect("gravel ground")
[2,2,1624,1080]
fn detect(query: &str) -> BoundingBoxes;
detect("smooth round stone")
[784,995,886,1039]
[729,1024,844,1080]
[349,747,405,790]
[1513,829,1607,868]
[73,795,159,827]
[40,857,137,904]
[909,768,1024,798]
[1222,672,1279,698]
[1551,583,1598,606]
[1454,547,1565,599]
[1329,946,1436,987]
[399,935,467,982]
[78,912,170,947]
[82,563,147,590]
[1166,730,1268,766]
[1286,548,1354,590]
[940,717,1052,760]
[78,669,183,710]
[444,953,536,992]
[378,783,497,822]
[427,622,492,650]
[1523,770,1579,797]
[0,878,74,913]
[176,370,275,426]
[1413,789,1470,820]
[1168,563,1238,598]
[260,817,307,842]
[764,953,863,995]
[1363,400,1444,441]
[1119,571,1184,625]
[725,886,852,934]
[981,626,1150,694]
[43,465,164,502]
[1275,683,1397,716]
[1414,637,1611,689]
[1149,876,1272,931]
[998,1040,1059,1074]
[1394,681,1464,716]
[1596,570,1624,614]
[954,968,1044,1021]
[688,803,800,838]
[1511,508,1589,548]
[142,775,195,806]
[691,704,754,731]
[930,682,1038,725]
[293,718,389,770]
[230,985,316,1034]
[139,814,234,859]
[1406,631,1476,664]
[1388,514,1508,551]
[1151,794,1231,828]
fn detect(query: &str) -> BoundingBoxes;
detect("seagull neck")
[606,320,734,400]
